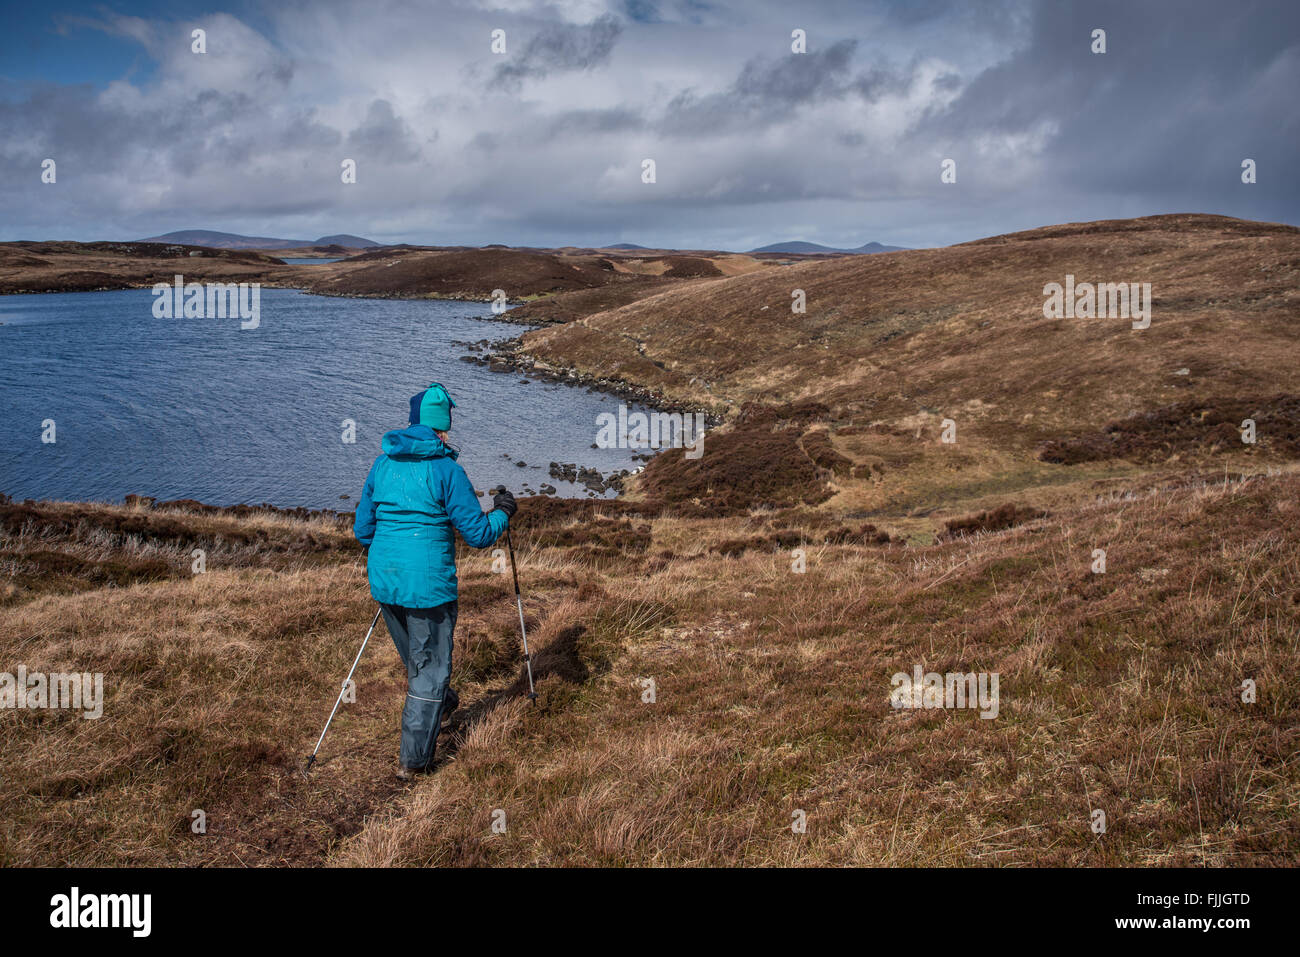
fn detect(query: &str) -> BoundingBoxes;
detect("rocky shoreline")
[458,335,722,419]
[451,333,725,499]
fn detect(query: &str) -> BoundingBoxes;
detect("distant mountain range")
[748,240,906,254]
[133,230,902,255]
[138,229,381,249]
[602,240,905,254]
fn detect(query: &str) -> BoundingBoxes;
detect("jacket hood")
[381,424,458,461]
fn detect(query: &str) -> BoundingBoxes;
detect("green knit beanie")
[412,383,456,431]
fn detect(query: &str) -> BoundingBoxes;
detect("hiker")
[354,382,517,780]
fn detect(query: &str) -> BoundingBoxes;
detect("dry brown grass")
[3,469,1295,866]
[525,214,1300,520]
[523,214,1300,424]
[333,471,1299,866]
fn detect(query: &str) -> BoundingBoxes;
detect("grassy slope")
[522,213,1300,523]
[341,473,1300,866]
[521,214,1300,423]
[2,472,1296,866]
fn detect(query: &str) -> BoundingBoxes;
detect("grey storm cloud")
[899,0,1300,220]
[732,39,860,104]
[660,40,917,136]
[1,0,1296,249]
[489,14,623,92]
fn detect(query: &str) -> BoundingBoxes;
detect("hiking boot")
[396,762,432,780]
[396,758,438,780]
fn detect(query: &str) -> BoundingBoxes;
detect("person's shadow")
[434,623,593,767]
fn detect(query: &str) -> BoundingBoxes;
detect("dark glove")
[492,488,517,519]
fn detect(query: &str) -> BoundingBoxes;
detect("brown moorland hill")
[521,214,1299,421]
[303,248,647,300]
[502,253,774,323]
[517,214,1300,521]
[505,276,682,324]
[0,241,294,294]
[0,240,791,309]
[298,247,777,305]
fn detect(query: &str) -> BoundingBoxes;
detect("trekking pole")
[493,487,537,703]
[506,526,538,703]
[303,606,382,776]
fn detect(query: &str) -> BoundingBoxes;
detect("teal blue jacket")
[354,425,508,608]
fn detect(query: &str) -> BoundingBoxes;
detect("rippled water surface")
[0,289,651,507]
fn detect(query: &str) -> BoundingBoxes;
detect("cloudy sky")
[2,0,1297,249]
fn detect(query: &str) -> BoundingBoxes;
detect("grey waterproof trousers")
[380,600,457,770]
